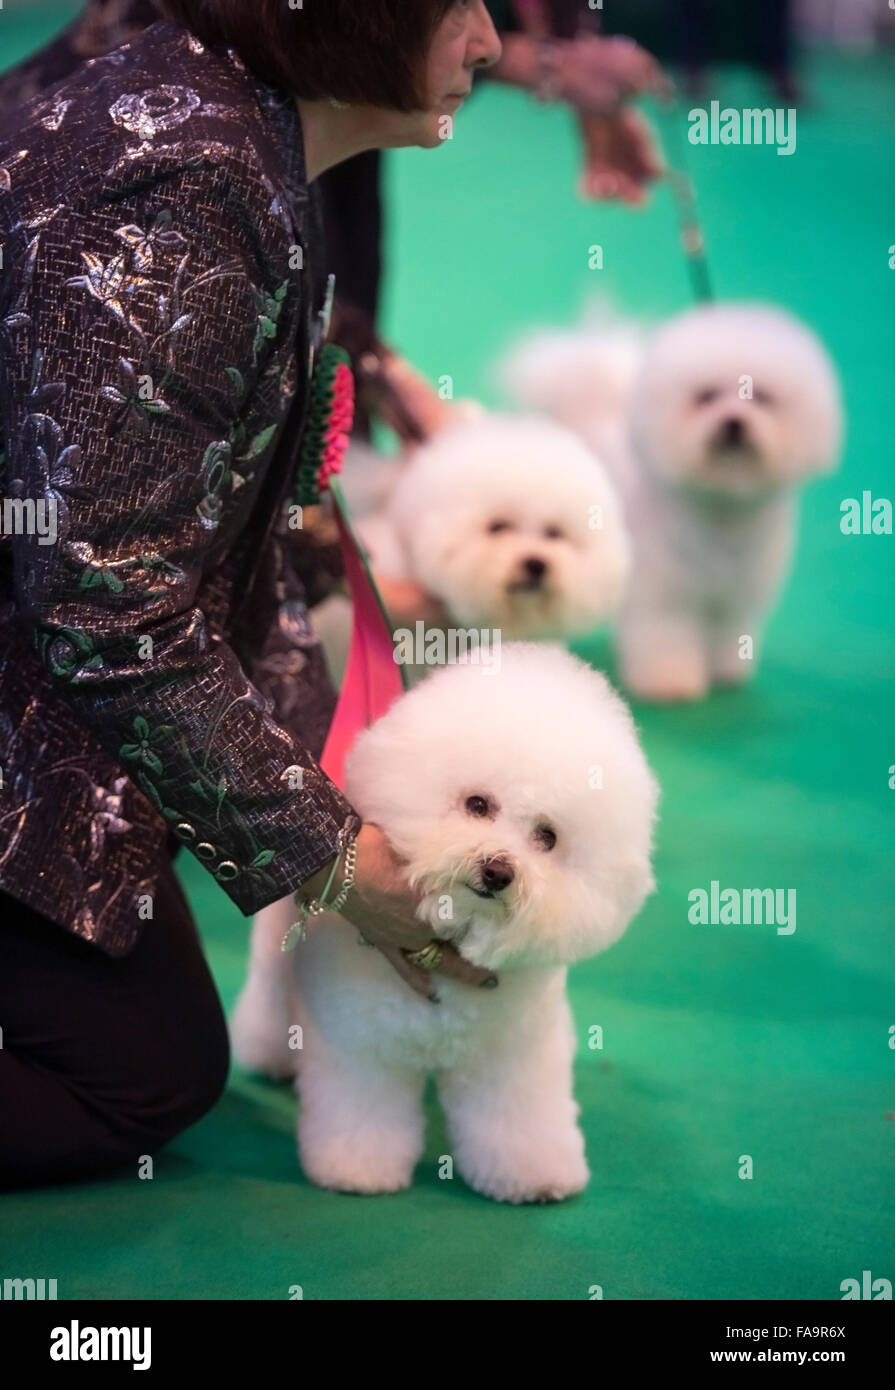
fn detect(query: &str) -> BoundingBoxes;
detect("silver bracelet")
[281,829,358,953]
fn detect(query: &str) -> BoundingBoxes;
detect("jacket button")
[196,841,216,861]
[216,861,239,881]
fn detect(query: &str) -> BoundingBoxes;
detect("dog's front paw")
[619,620,710,703]
[459,1134,590,1205]
[298,1135,416,1196]
[622,660,709,704]
[711,644,759,687]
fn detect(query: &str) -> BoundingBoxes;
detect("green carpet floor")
[2,9,893,1299]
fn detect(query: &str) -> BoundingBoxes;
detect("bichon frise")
[231,643,658,1203]
[503,303,843,701]
[313,412,630,685]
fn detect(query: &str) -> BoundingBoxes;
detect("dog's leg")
[617,606,710,702]
[230,897,297,1080]
[297,1040,427,1195]
[436,993,589,1204]
[709,612,763,686]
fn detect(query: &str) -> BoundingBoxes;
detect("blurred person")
[672,0,800,104]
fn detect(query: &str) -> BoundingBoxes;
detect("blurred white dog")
[313,412,630,684]
[503,304,843,700]
[231,643,658,1203]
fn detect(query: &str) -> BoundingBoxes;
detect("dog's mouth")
[707,419,761,464]
[506,556,551,597]
[468,883,497,899]
[507,580,546,595]
[701,438,769,489]
[506,575,554,598]
[707,445,762,467]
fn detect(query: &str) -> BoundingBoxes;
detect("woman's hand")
[368,352,456,444]
[555,34,669,117]
[576,106,664,206]
[302,824,497,1000]
[344,824,497,999]
[375,574,450,628]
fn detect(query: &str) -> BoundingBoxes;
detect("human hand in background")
[554,33,669,116]
[489,23,669,205]
[374,574,450,628]
[373,353,456,442]
[576,104,664,205]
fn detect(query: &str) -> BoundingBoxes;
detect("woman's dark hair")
[157,0,458,111]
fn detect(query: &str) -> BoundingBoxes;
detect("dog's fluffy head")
[344,643,658,971]
[630,303,843,499]
[388,413,630,639]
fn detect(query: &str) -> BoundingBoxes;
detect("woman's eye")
[465,794,491,817]
[488,520,513,534]
[544,525,564,540]
[695,387,719,406]
[533,824,557,851]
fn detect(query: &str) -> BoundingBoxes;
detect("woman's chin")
[416,109,459,148]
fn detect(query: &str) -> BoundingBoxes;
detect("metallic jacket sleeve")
[4,146,360,914]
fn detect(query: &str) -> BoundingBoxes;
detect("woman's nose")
[469,0,503,71]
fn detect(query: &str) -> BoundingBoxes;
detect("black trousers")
[0,857,230,1191]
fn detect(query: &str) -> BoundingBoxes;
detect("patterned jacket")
[0,19,362,957]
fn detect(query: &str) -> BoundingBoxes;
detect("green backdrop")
[2,7,893,1299]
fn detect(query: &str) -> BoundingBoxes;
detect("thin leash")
[656,91,716,305]
[512,0,714,304]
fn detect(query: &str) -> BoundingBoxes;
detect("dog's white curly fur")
[231,644,658,1203]
[502,303,843,700]
[313,413,631,686]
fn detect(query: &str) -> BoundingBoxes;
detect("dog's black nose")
[480,857,515,892]
[718,417,745,448]
[522,556,547,583]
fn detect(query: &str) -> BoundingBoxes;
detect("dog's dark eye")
[465,794,492,817]
[752,387,774,406]
[533,824,557,851]
[543,525,564,540]
[487,520,513,534]
[695,387,719,406]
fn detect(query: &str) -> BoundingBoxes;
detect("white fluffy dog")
[313,412,630,684]
[231,643,658,1203]
[503,304,843,700]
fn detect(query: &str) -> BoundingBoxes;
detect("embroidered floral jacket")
[0,19,362,956]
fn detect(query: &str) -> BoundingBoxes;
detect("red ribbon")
[319,482,405,788]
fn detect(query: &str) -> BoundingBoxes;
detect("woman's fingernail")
[481,976,498,989]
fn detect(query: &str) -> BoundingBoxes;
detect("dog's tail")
[494,309,646,445]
